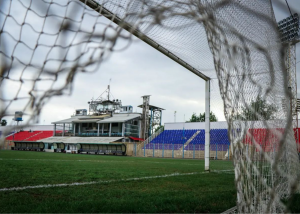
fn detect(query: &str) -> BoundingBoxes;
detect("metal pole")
[193,144,195,159]
[172,143,174,158]
[216,142,218,160]
[13,123,15,142]
[62,123,65,137]
[109,123,112,137]
[78,0,210,82]
[228,144,229,160]
[205,80,210,171]
[153,141,154,157]
[53,124,56,136]
[150,108,153,136]
[182,127,185,158]
[160,110,162,126]
[122,123,125,137]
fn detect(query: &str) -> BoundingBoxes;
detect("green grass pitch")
[0,150,236,213]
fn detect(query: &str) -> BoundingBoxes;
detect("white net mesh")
[1,0,299,213]
[0,0,131,129]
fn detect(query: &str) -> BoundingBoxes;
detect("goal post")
[1,0,299,213]
[78,0,212,172]
[205,80,210,171]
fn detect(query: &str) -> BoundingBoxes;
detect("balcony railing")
[125,124,139,137]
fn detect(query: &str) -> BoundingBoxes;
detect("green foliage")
[188,112,218,122]
[154,125,164,132]
[1,119,7,126]
[235,96,277,121]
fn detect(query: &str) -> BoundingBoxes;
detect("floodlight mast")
[277,13,300,144]
[79,0,211,170]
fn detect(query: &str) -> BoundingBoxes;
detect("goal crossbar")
[78,0,211,81]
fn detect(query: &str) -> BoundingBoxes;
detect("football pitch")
[0,150,236,213]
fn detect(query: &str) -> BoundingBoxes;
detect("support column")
[73,123,76,136]
[78,124,81,135]
[62,123,65,137]
[109,123,112,137]
[53,124,56,136]
[97,123,100,136]
[138,120,142,138]
[149,108,153,136]
[102,124,104,134]
[160,110,162,126]
[122,123,125,137]
[205,80,210,171]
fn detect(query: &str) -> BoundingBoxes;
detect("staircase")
[24,131,43,141]
[178,130,200,154]
[136,127,164,152]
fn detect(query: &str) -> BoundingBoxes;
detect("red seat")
[6,130,60,141]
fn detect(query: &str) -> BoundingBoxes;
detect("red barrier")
[242,128,300,152]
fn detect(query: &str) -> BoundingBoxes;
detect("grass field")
[0,150,236,213]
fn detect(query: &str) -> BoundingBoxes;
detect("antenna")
[174,111,177,122]
[108,78,112,100]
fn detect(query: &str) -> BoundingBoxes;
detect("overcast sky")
[1,0,300,126]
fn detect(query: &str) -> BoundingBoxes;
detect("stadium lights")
[277,13,299,43]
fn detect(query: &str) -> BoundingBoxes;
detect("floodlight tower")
[12,111,23,141]
[277,13,300,138]
[141,95,150,140]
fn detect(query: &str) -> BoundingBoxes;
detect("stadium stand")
[145,129,230,151]
[6,130,62,141]
[242,128,300,152]
[145,129,196,150]
[144,127,300,153]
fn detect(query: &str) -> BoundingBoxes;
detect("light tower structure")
[140,95,150,140]
[277,13,300,143]
[138,96,165,139]
[12,111,23,141]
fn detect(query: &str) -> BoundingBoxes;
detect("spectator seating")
[145,129,230,151]
[6,130,61,141]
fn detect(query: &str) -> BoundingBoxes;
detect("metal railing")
[136,127,164,155]
[135,143,230,159]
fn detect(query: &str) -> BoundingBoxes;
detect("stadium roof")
[137,104,165,111]
[73,119,101,123]
[97,113,141,123]
[52,117,78,124]
[38,137,123,144]
[52,114,110,124]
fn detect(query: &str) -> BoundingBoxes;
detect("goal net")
[0,0,299,213]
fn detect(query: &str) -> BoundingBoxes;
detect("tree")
[154,125,164,132]
[1,119,7,126]
[235,96,277,121]
[187,112,218,122]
